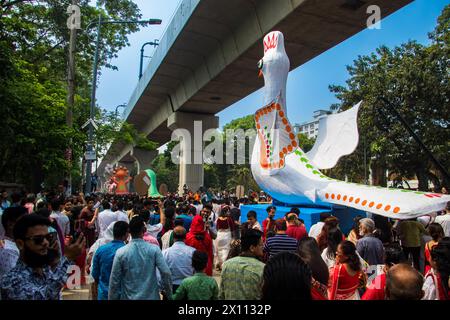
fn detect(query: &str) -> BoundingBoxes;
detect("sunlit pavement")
[62,284,91,300]
[62,275,92,300]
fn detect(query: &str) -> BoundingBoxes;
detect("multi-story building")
[293,109,331,139]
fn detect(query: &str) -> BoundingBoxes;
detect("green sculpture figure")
[134,168,162,198]
[145,169,162,198]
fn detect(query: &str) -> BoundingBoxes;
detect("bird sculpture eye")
[257,59,263,70]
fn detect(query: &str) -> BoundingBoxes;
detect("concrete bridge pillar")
[168,112,219,195]
[131,148,159,173]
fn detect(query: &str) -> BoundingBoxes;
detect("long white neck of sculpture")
[262,50,290,112]
[263,69,287,110]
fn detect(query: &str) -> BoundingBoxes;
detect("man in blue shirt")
[162,226,195,292]
[109,216,173,300]
[91,221,129,300]
[176,204,193,232]
[356,218,385,266]
[143,199,160,225]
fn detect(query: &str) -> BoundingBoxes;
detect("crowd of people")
[0,188,449,301]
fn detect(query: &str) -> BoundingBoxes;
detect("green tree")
[329,5,449,190]
[202,114,260,192]
[0,1,152,191]
[95,109,158,160]
[223,115,255,131]
[0,60,73,189]
[297,133,315,153]
[150,142,179,193]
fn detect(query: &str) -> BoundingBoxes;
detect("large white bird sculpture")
[251,31,450,219]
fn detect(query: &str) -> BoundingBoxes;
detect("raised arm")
[158,199,166,227]
[79,193,87,206]
[87,207,99,228]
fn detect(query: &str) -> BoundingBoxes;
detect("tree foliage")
[204,114,260,192]
[329,5,449,190]
[151,141,178,193]
[297,133,315,153]
[0,0,157,191]
[95,109,158,161]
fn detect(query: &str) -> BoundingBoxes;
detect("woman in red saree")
[424,223,444,275]
[423,237,450,300]
[185,215,213,276]
[328,240,366,300]
[78,200,97,248]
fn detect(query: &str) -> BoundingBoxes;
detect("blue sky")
[96,0,449,129]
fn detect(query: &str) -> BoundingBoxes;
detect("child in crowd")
[173,250,219,300]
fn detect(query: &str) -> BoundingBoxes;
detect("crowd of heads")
[1,187,450,301]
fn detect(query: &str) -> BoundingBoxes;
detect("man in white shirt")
[97,200,116,239]
[98,200,129,238]
[417,213,437,228]
[0,207,27,276]
[435,202,450,237]
[49,198,70,237]
[308,212,331,239]
[193,201,203,216]
[113,201,129,224]
[212,200,221,218]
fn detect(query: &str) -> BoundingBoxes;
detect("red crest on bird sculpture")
[264,32,278,53]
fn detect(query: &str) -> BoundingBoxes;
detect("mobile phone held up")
[49,231,58,247]
[71,220,84,243]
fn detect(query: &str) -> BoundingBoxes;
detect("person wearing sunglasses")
[0,214,85,300]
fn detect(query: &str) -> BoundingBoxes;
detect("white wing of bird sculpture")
[306,101,361,169]
[250,31,450,219]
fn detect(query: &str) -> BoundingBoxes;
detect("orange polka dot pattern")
[324,193,401,214]
[255,101,298,170]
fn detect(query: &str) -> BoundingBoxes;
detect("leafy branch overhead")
[117,122,158,150]
[94,109,158,160]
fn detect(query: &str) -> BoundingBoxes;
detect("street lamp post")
[115,104,127,118]
[84,17,162,195]
[139,40,159,79]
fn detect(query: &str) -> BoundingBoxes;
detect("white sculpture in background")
[102,163,115,193]
[251,31,450,219]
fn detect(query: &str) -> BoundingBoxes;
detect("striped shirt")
[219,256,265,300]
[263,234,298,258]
